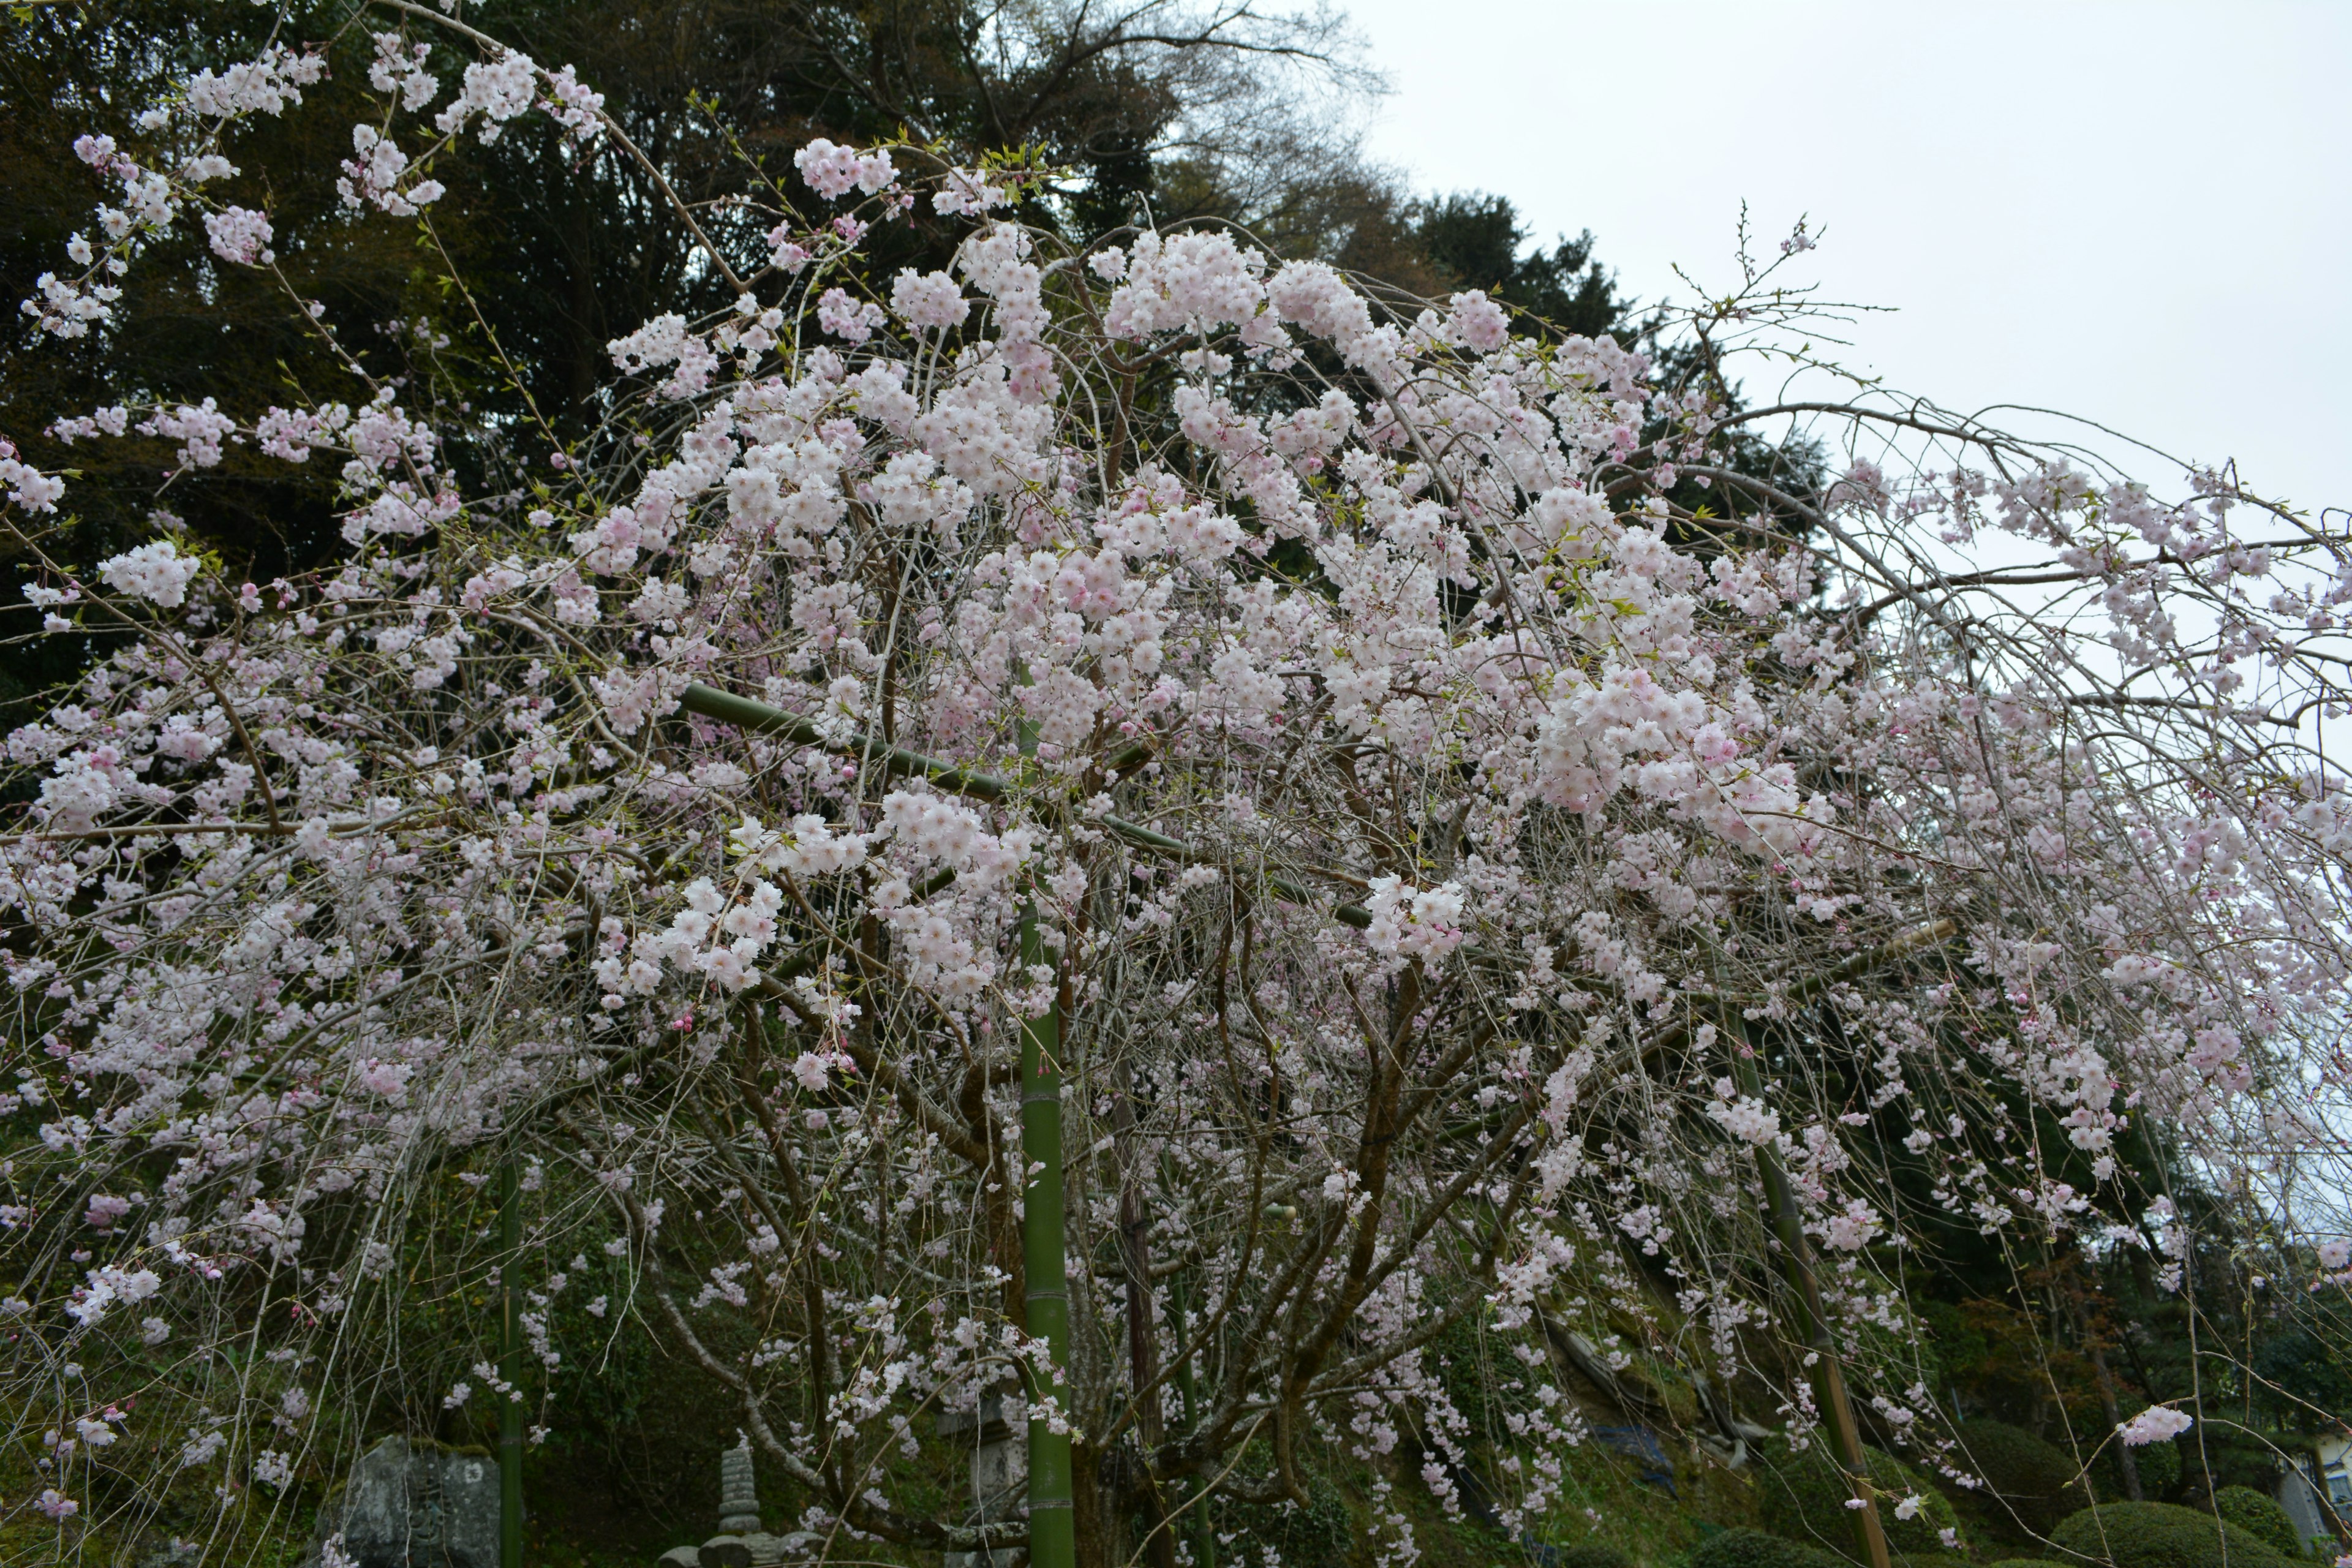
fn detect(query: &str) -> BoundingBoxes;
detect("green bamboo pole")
[1729,1027,1890,1568]
[499,1155,524,1568]
[1169,1275,1214,1568]
[1008,669,1077,1568]
[1019,904,1077,1568]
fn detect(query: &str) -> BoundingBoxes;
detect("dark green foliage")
[1760,1439,1965,1558]
[2107,1438,2185,1502]
[0,0,1385,662]
[1942,1420,2092,1542]
[0,0,417,718]
[2253,1331,2352,1430]
[1408,192,1624,341]
[1431,1298,1544,1438]
[2213,1487,2305,1559]
[1547,1545,1634,1568]
[1985,1559,2078,1568]
[2049,1501,2291,1568]
[1229,1476,1354,1568]
[1689,1527,1850,1568]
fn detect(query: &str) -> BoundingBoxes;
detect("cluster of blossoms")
[22,48,325,338]
[4,15,2352,1567]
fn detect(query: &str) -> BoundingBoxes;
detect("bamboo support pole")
[499,1155,524,1568]
[1019,903,1077,1568]
[1730,1025,1890,1568]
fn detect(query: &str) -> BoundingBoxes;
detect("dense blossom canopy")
[5,10,2352,1566]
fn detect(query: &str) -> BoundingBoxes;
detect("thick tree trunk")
[2073,1285,2143,1502]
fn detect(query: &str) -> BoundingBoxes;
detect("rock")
[700,1533,792,1568]
[937,1390,1017,1443]
[310,1435,500,1568]
[130,1537,202,1568]
[699,1537,753,1568]
[657,1549,701,1568]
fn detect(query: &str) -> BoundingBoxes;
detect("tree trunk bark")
[1116,1069,1175,1568]
[2072,1283,2142,1502]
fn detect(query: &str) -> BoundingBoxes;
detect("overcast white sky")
[1338,0,2351,518]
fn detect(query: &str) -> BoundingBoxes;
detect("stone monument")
[941,1388,1025,1568]
[306,1436,500,1568]
[676,1437,791,1568]
[717,1442,762,1536]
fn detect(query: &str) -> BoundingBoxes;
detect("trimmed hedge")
[2213,1487,2304,1559]
[2050,1501,2292,1568]
[1944,1420,2092,1541]
[1760,1439,1966,1558]
[2132,1439,2185,1498]
[1689,1528,1850,1568]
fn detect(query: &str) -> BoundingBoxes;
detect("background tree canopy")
[2,0,1613,548]
[6,0,1847,735]
[7,0,1698,718]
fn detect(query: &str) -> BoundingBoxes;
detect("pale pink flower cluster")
[1444,290,1510,353]
[609,312,720,399]
[202,205,273,266]
[957,225,1058,401]
[1104,230,1268,339]
[2117,1405,2194,1446]
[932,168,1009,217]
[0,440,64,514]
[816,287,886,343]
[135,398,237,469]
[1705,1091,1781,1147]
[339,124,443,215]
[890,268,968,330]
[185,45,325,119]
[434,50,540,143]
[368,32,440,112]
[794,138,895,200]
[538,64,606,145]
[97,540,202,608]
[1362,876,1469,963]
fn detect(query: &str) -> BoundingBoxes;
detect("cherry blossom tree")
[6,12,2352,1568]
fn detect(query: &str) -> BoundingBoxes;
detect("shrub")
[2049,1501,2291,1568]
[2090,1432,2185,1503]
[2135,1439,2186,1498]
[1689,1528,1851,1568]
[2213,1487,2304,1559]
[1985,1559,2077,1568]
[1942,1420,2092,1542]
[1760,1439,1966,1558]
